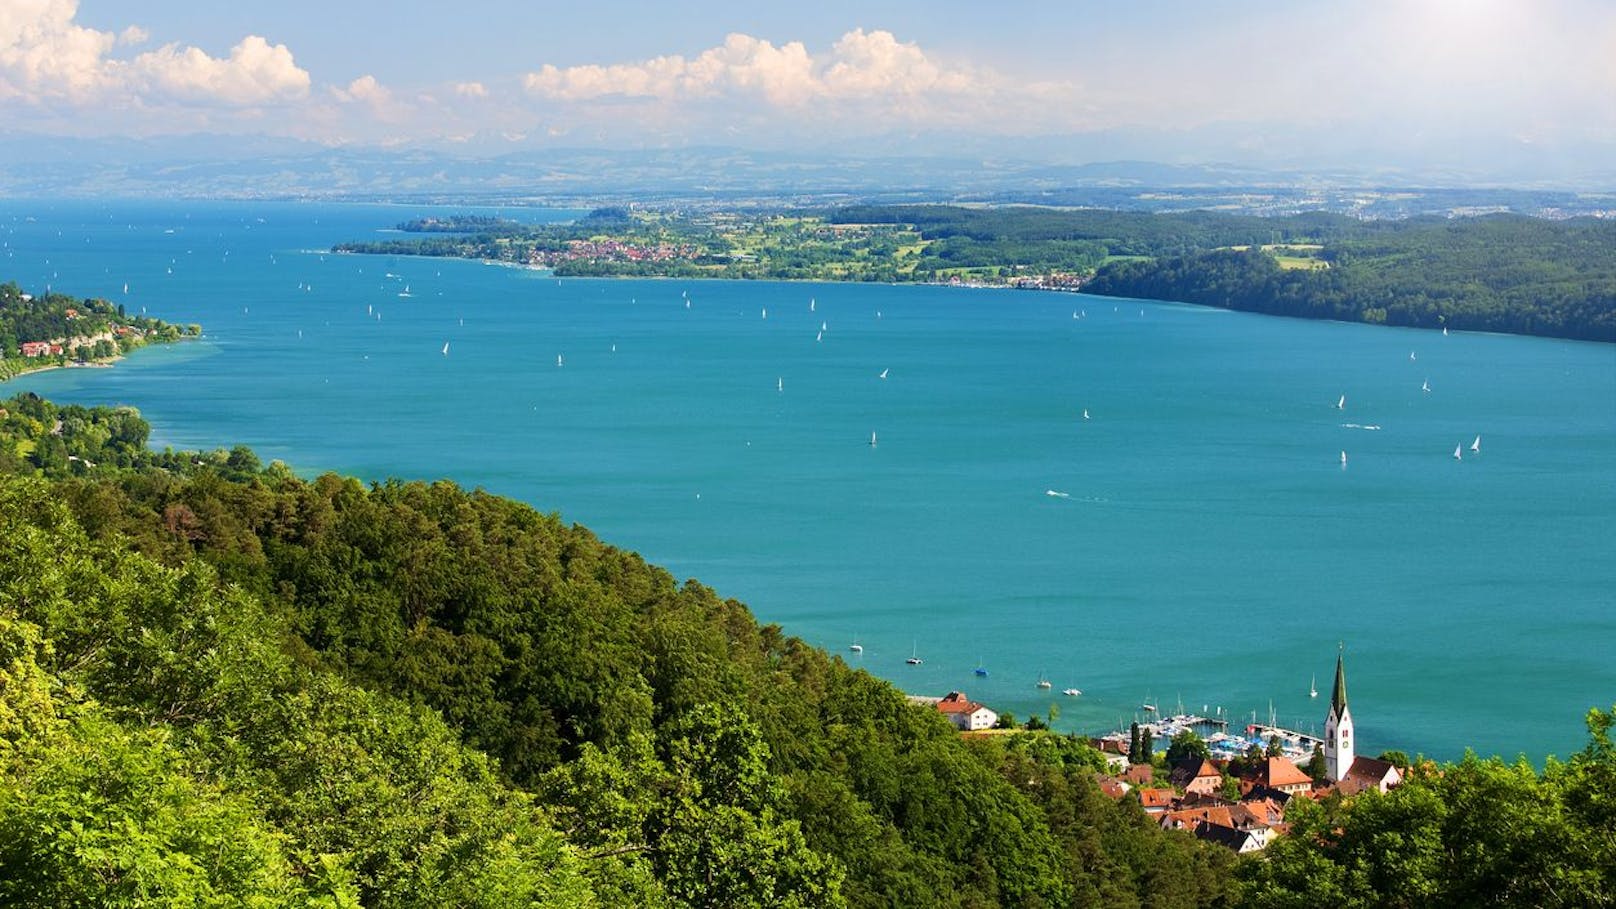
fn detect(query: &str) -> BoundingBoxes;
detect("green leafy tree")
[1239,706,1616,907]
[652,703,844,908]
[1166,729,1211,765]
[1305,745,1329,781]
[1378,750,1411,770]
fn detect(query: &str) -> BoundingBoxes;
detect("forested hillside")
[0,393,1233,907]
[2,393,1611,906]
[1082,215,1616,341]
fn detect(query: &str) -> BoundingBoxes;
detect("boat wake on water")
[1045,489,1071,498]
[1340,423,1382,430]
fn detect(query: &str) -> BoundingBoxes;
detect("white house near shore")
[910,691,999,731]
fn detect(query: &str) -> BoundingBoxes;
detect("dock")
[1102,711,1322,764]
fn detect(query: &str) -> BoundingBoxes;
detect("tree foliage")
[0,394,1247,907]
[1238,708,1616,907]
[1084,217,1616,342]
[8,393,1607,906]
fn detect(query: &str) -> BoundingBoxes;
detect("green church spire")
[1332,644,1349,715]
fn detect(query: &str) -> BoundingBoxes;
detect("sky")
[4,0,1615,178]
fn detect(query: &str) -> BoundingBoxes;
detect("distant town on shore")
[334,204,1616,342]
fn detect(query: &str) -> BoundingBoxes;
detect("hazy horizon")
[1,0,1611,186]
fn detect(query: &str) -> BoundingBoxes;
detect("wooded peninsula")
[3,389,1613,907]
[0,281,201,381]
[335,205,1616,342]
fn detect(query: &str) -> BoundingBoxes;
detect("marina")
[1095,708,1322,764]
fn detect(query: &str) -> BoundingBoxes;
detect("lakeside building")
[1167,758,1224,796]
[1340,755,1405,794]
[1323,647,1355,782]
[907,691,999,731]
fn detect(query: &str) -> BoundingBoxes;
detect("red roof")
[1256,756,1313,788]
[1346,756,1400,782]
[1162,806,1234,831]
[1096,777,1129,799]
[934,691,986,715]
[1138,788,1176,809]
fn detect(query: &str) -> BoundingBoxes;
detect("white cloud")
[0,1,308,108]
[0,0,117,101]
[524,29,979,108]
[821,28,971,96]
[453,80,487,99]
[333,73,389,105]
[131,35,309,105]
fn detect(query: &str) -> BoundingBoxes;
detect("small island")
[0,281,201,381]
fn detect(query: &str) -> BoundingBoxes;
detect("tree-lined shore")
[335,205,1616,342]
[0,281,201,381]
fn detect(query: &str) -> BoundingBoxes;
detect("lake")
[5,198,1613,761]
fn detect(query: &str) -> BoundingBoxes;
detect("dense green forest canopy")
[3,391,1611,907]
[1083,217,1616,342]
[335,205,1615,342]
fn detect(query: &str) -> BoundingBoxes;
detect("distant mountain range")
[2,133,1612,216]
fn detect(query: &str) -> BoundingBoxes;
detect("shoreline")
[1,357,119,383]
[0,335,204,385]
[341,248,1609,345]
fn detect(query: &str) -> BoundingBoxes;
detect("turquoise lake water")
[4,199,1613,761]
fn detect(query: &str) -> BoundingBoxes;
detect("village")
[2,286,197,379]
[521,237,695,268]
[910,650,1403,853]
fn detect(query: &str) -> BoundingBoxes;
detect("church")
[1323,647,1405,793]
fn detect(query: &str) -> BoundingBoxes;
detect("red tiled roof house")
[933,691,999,731]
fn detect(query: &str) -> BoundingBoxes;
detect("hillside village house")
[933,691,998,731]
[1340,755,1404,794]
[1243,756,1315,796]
[906,691,999,731]
[1168,758,1224,796]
